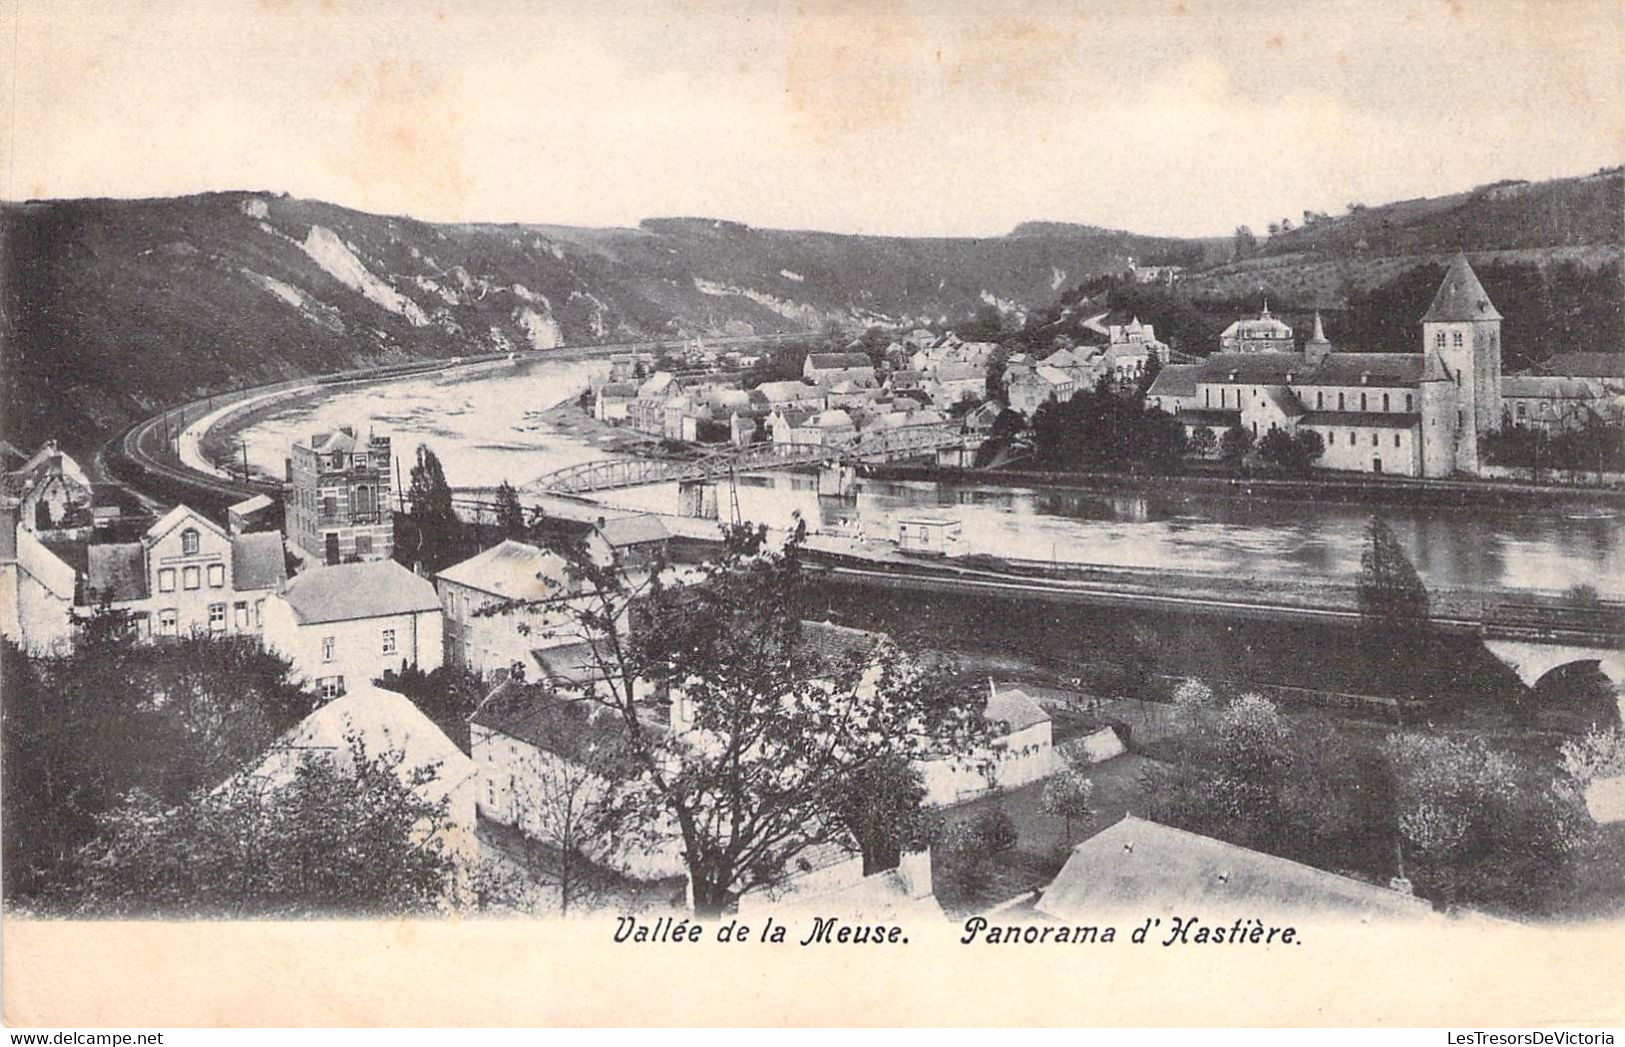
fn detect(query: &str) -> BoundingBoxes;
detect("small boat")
[1565,508,1619,521]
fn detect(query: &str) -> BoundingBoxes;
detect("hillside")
[0,192,1205,452]
[1176,168,1624,307]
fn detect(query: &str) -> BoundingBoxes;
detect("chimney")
[896,850,933,900]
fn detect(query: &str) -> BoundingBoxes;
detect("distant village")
[3,252,1622,925]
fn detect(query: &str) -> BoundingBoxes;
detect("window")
[181,528,199,555]
[355,486,372,514]
[1457,410,1463,429]
[1434,332,1446,348]
[1394,433,1402,448]
[183,566,201,590]
[1517,403,1527,419]
[1371,433,1378,447]
[317,676,346,699]
[1316,391,1323,409]
[322,636,336,662]
[382,629,396,655]
[158,609,178,636]
[254,599,265,627]
[1406,394,1413,411]
[1338,392,1345,410]
[355,534,373,557]
[207,563,225,588]
[322,495,337,516]
[353,453,367,468]
[1452,332,1463,348]
[1360,393,1368,411]
[1382,393,1390,411]
[208,603,226,633]
[1348,432,1356,446]
[235,601,249,627]
[158,568,176,592]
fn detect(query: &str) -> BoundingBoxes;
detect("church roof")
[1292,353,1428,388]
[1422,253,1501,323]
[1195,352,1307,385]
[1146,364,1201,399]
[1306,312,1331,345]
[1299,411,1421,430]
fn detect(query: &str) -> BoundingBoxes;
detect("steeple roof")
[1306,311,1330,345]
[1422,253,1501,323]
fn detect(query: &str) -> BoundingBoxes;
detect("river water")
[236,359,1625,598]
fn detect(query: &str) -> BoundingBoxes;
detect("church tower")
[1421,253,1502,474]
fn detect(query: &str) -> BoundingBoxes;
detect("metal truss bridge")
[530,428,965,494]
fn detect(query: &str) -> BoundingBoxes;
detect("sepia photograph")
[1,0,1622,1032]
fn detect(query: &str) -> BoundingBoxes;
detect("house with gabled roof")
[437,539,583,678]
[0,506,77,654]
[82,503,288,641]
[261,558,442,699]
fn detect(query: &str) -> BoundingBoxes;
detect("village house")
[771,408,858,448]
[469,680,686,880]
[593,382,637,423]
[1006,366,1077,416]
[1036,815,1432,922]
[284,426,393,565]
[227,493,278,535]
[0,506,77,655]
[1218,303,1295,353]
[5,441,94,536]
[83,504,287,640]
[437,540,582,678]
[1501,375,1622,432]
[585,513,671,575]
[1154,256,1509,477]
[250,683,478,908]
[803,352,877,388]
[824,377,882,411]
[926,363,986,405]
[261,558,443,698]
[918,682,1055,806]
[1105,316,1171,364]
[754,379,827,412]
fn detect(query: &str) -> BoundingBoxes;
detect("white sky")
[3,0,1621,237]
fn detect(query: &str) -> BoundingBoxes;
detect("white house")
[437,540,582,678]
[249,684,478,908]
[83,504,287,640]
[262,559,443,698]
[918,683,1055,806]
[0,507,77,655]
[594,382,637,422]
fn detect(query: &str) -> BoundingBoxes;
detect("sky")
[2,0,1621,238]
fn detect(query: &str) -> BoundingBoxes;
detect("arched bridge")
[530,428,965,494]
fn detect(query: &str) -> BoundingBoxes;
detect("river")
[235,358,1625,598]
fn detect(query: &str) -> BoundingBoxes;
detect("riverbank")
[863,461,1625,510]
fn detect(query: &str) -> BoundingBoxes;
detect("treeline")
[1336,259,1624,370]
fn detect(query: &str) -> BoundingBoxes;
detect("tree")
[1257,427,1324,475]
[1040,769,1095,845]
[1171,677,1216,722]
[1218,425,1254,465]
[494,480,526,540]
[405,444,461,571]
[375,664,487,753]
[834,754,933,875]
[1388,733,1593,911]
[1357,516,1429,629]
[67,737,460,917]
[524,522,988,915]
[1187,426,1217,458]
[1232,226,1258,262]
[3,631,315,904]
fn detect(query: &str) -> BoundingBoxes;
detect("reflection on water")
[241,360,1625,597]
[604,472,1625,597]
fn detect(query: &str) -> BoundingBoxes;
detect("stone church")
[1148,253,1504,478]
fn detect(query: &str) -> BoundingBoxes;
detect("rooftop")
[1037,815,1433,922]
[986,683,1049,734]
[1421,253,1501,324]
[231,531,288,593]
[280,559,441,624]
[595,513,670,548]
[437,540,570,601]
